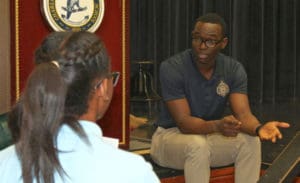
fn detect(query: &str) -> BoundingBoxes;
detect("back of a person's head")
[57,31,110,122]
[9,32,71,143]
[34,31,70,64]
[195,13,227,36]
[12,31,111,183]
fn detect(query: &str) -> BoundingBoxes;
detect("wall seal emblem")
[216,80,230,97]
[42,0,105,32]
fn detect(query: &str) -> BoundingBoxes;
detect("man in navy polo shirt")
[150,13,290,183]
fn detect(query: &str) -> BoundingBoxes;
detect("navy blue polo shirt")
[156,49,247,128]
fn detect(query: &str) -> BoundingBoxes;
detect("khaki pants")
[150,127,261,183]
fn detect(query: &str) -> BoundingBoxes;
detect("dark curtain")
[130,0,300,104]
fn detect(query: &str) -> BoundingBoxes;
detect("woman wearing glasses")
[0,31,159,183]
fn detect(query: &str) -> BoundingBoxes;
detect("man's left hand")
[258,122,290,143]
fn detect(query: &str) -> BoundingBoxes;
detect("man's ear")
[221,37,228,49]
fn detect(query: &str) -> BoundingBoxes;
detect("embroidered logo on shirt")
[216,80,230,97]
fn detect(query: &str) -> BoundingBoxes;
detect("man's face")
[191,22,227,67]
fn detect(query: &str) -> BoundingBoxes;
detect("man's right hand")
[217,115,242,137]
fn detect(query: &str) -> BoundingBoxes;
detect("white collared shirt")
[0,120,160,183]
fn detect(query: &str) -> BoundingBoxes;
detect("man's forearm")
[236,113,261,135]
[176,116,221,135]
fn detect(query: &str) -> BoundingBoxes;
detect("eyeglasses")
[94,71,120,89]
[192,37,224,48]
[110,71,120,87]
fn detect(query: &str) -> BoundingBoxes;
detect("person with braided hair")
[0,31,159,183]
[6,32,71,144]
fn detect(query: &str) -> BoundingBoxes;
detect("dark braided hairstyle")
[34,32,71,64]
[14,31,111,183]
[8,32,71,143]
[58,31,110,123]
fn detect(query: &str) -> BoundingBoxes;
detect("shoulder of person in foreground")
[57,130,160,183]
[97,145,160,183]
[0,145,22,182]
[80,148,160,183]
[0,145,16,166]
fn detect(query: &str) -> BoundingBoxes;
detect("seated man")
[150,13,290,183]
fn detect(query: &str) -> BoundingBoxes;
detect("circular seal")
[216,80,230,97]
[41,0,105,32]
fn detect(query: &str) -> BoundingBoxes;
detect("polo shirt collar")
[189,51,224,80]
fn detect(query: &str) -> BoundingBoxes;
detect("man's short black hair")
[195,13,227,36]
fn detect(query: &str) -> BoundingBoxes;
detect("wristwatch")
[255,124,263,136]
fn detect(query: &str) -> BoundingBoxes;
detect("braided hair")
[14,31,110,183]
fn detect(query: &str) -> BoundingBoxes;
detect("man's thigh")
[207,133,259,167]
[151,127,208,169]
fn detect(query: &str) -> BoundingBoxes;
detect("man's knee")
[245,134,260,148]
[239,134,261,155]
[185,135,210,158]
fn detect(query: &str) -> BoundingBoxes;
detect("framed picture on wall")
[41,0,105,32]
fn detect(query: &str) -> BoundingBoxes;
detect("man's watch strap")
[255,124,263,136]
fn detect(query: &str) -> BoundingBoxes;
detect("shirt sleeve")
[230,62,248,94]
[159,60,185,101]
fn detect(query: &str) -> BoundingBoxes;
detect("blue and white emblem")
[216,80,230,97]
[42,0,105,32]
